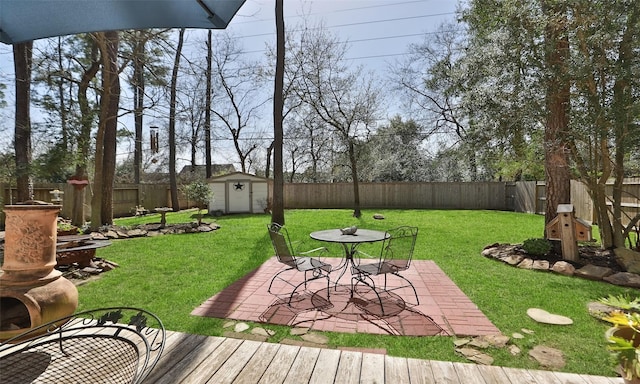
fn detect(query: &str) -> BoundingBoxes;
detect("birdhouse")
[545,204,592,242]
[545,204,592,262]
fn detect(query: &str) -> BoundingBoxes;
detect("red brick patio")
[192,257,499,337]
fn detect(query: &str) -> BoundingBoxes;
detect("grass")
[78,209,636,376]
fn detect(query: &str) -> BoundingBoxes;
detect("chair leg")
[392,273,420,306]
[268,267,294,296]
[351,274,385,316]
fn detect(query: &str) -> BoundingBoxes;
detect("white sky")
[0,0,462,169]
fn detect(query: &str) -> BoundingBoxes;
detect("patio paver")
[192,257,500,337]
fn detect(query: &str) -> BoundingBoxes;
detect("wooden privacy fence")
[282,182,511,210]
[2,179,640,228]
[0,183,192,227]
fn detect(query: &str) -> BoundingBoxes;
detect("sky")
[0,0,462,169]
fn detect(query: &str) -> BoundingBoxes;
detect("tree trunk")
[91,31,120,229]
[205,30,213,179]
[169,29,185,211]
[271,0,285,225]
[72,42,100,227]
[348,140,362,218]
[543,1,571,231]
[13,41,33,202]
[133,34,146,186]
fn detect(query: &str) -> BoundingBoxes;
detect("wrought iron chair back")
[267,222,297,267]
[351,226,419,315]
[0,307,165,384]
[267,223,332,305]
[380,226,418,272]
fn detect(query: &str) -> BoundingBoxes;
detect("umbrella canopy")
[0,0,247,44]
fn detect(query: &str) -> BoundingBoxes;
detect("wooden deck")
[142,330,624,384]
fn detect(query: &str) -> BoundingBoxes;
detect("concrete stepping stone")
[527,308,573,325]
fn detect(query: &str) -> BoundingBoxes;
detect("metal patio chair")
[351,226,419,315]
[267,223,332,305]
[0,307,165,384]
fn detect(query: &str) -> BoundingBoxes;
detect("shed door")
[227,180,250,213]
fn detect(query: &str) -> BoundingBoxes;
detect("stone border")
[482,244,640,288]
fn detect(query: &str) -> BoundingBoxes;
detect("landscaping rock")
[527,308,573,325]
[551,261,575,276]
[615,248,640,274]
[587,301,618,320]
[574,264,614,280]
[501,255,524,266]
[529,345,565,369]
[468,338,490,349]
[604,272,640,288]
[455,347,494,365]
[127,228,147,237]
[532,260,550,270]
[483,334,510,348]
[373,214,385,220]
[517,258,534,269]
[453,338,471,347]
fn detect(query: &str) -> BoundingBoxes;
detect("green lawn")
[79,209,635,376]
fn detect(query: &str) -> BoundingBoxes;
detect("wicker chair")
[0,307,165,384]
[267,223,333,305]
[351,226,419,315]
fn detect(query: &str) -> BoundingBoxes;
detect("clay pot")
[2,203,61,281]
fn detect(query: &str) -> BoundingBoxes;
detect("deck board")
[360,352,385,383]
[334,350,363,384]
[282,345,322,384]
[179,337,243,384]
[233,342,281,383]
[3,328,624,384]
[208,339,263,384]
[257,343,300,384]
[309,348,342,384]
[386,355,411,383]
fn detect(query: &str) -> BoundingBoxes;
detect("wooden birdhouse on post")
[545,204,592,262]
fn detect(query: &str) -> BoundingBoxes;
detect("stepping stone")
[251,327,275,337]
[508,345,521,356]
[301,333,329,344]
[455,347,494,365]
[290,327,309,336]
[512,332,524,339]
[527,308,573,325]
[529,345,565,369]
[234,322,250,332]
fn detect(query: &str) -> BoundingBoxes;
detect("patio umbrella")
[0,0,247,44]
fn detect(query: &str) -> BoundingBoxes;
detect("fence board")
[3,179,640,229]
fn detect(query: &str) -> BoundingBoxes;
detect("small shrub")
[522,238,552,256]
[181,180,213,225]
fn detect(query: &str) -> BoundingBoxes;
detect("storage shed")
[207,172,269,214]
